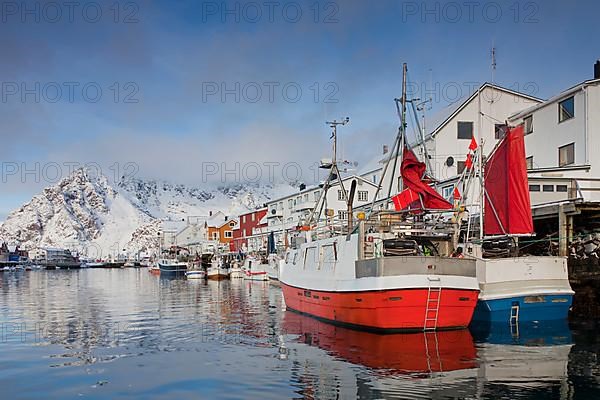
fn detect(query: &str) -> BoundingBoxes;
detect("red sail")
[484,125,534,235]
[401,147,453,210]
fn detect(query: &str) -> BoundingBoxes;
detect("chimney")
[299,183,306,191]
[209,211,212,217]
[383,145,389,155]
[595,60,600,80]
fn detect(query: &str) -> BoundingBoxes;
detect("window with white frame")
[224,231,233,238]
[338,210,348,220]
[526,156,534,170]
[242,215,246,223]
[251,213,255,221]
[288,199,294,209]
[357,190,368,202]
[457,121,473,139]
[559,96,575,123]
[559,143,575,166]
[337,190,345,201]
[314,191,320,201]
[212,232,218,240]
[524,115,533,134]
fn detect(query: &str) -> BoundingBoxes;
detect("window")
[495,124,508,139]
[357,191,368,202]
[314,191,321,201]
[337,190,346,201]
[526,156,534,170]
[457,161,466,175]
[372,174,378,184]
[529,185,541,192]
[338,210,348,220]
[559,143,575,167]
[212,232,218,240]
[321,244,337,270]
[278,201,283,210]
[288,199,294,209]
[559,96,575,122]
[242,215,246,223]
[224,231,233,238]
[244,228,249,236]
[543,185,554,192]
[457,121,473,139]
[304,247,317,269]
[229,221,235,227]
[251,213,255,221]
[524,115,533,135]
[557,185,568,193]
[442,186,453,200]
[304,194,309,201]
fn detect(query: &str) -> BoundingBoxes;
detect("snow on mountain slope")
[0,168,295,258]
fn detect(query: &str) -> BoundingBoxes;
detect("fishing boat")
[280,68,480,332]
[243,256,269,281]
[265,255,282,281]
[456,124,574,323]
[149,264,160,275]
[229,260,244,279]
[185,259,206,279]
[158,258,187,275]
[207,256,229,280]
[185,269,206,279]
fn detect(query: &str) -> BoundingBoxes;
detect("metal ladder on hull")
[510,302,520,337]
[424,277,442,331]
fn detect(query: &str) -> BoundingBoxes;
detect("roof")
[424,82,543,142]
[509,78,600,121]
[266,174,379,206]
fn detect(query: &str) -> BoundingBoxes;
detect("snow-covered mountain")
[0,168,294,258]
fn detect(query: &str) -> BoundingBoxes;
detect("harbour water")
[1,269,599,399]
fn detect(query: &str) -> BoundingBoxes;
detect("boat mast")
[306,117,350,227]
[477,87,484,241]
[387,63,408,204]
[367,63,408,215]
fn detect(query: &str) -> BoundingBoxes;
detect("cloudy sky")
[1,0,599,220]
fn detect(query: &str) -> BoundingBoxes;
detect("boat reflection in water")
[470,320,573,392]
[283,311,477,374]
[283,312,575,399]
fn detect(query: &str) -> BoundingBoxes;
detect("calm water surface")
[1,269,599,399]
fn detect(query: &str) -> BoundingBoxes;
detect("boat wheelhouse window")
[457,121,473,139]
[529,185,541,192]
[557,185,568,193]
[442,186,453,200]
[457,161,466,175]
[494,124,508,140]
[304,247,317,269]
[526,156,534,170]
[524,115,533,135]
[543,185,554,192]
[357,190,368,202]
[558,96,575,123]
[321,244,337,270]
[559,143,575,167]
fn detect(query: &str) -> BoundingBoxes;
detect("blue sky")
[1,0,599,220]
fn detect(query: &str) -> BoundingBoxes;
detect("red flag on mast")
[484,125,533,235]
[469,136,478,151]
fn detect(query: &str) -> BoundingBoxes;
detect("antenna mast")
[306,117,351,226]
